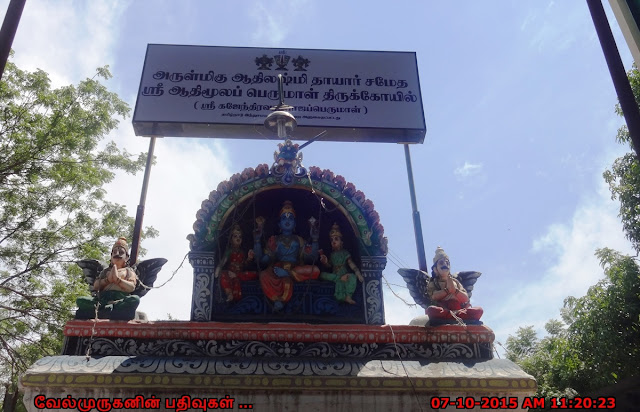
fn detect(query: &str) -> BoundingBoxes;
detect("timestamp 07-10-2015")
[429,396,616,409]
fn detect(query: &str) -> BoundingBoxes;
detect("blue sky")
[3,0,636,353]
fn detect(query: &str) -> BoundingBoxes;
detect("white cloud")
[4,1,633,337]
[520,10,537,32]
[7,0,128,87]
[248,0,311,46]
[454,162,483,178]
[383,163,633,332]
[0,0,236,320]
[524,1,582,53]
[103,131,232,320]
[486,171,634,353]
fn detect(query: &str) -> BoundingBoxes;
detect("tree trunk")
[2,383,19,412]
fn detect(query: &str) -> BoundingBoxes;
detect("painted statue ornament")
[320,223,364,304]
[214,225,257,302]
[75,237,167,320]
[398,247,483,325]
[253,200,320,311]
[271,139,306,186]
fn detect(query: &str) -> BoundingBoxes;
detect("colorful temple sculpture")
[19,139,536,410]
[398,246,485,327]
[75,237,167,321]
[186,140,387,325]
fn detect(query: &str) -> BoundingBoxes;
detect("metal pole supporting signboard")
[129,136,156,266]
[404,144,428,272]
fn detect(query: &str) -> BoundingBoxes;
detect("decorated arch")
[187,145,387,324]
[188,165,387,257]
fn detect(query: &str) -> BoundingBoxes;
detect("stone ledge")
[21,356,534,393]
[63,320,495,345]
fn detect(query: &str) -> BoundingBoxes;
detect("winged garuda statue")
[398,247,483,325]
[75,237,167,320]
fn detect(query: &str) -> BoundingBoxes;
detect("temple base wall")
[21,356,535,412]
[21,322,536,411]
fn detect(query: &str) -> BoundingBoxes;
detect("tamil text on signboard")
[133,45,426,143]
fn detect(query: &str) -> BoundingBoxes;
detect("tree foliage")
[506,249,640,399]
[565,248,640,389]
[507,66,640,403]
[0,58,155,406]
[604,67,640,252]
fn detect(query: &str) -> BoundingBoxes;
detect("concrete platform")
[21,355,536,411]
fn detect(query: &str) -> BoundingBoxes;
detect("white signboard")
[133,45,426,143]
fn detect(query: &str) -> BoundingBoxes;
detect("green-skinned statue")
[319,223,364,304]
[76,237,167,320]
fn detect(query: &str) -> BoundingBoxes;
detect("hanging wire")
[137,252,189,291]
[253,125,278,141]
[84,248,190,360]
[304,167,420,310]
[385,253,405,270]
[381,273,416,308]
[388,247,411,268]
[84,303,101,361]
[386,323,426,412]
[493,341,505,359]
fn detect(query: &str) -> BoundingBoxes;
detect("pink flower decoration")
[193,219,205,232]
[217,180,230,193]
[343,182,356,197]
[241,167,256,181]
[334,175,346,190]
[230,173,242,188]
[201,199,214,213]
[309,166,322,180]
[255,163,269,177]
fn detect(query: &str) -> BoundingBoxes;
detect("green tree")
[505,325,538,362]
[563,248,640,392]
[505,321,579,401]
[506,249,640,403]
[0,59,155,410]
[604,67,640,252]
[505,67,640,406]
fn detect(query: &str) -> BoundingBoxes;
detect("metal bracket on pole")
[129,136,156,266]
[404,144,428,271]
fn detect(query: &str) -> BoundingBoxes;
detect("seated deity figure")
[215,224,257,302]
[319,223,364,304]
[76,237,140,319]
[253,200,320,310]
[426,247,483,323]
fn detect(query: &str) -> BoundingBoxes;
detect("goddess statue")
[214,224,257,302]
[319,223,363,304]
